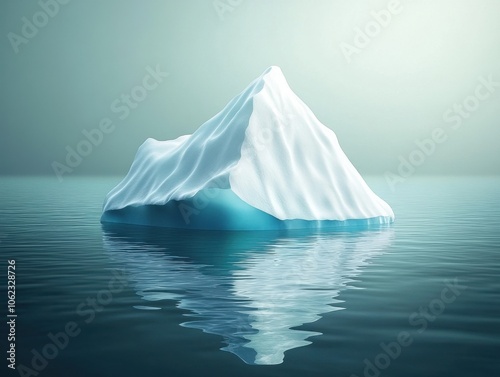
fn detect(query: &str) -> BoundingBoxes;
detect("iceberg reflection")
[102,225,393,365]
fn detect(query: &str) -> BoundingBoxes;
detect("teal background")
[1,0,499,177]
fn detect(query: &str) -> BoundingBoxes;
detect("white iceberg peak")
[101,66,394,230]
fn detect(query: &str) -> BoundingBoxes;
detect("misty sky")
[1,0,499,178]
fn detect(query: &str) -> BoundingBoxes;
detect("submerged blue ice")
[101,66,394,230]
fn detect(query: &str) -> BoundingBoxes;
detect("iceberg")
[101,66,394,230]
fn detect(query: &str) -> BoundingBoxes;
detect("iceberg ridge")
[101,66,394,230]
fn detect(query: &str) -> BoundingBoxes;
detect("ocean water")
[0,176,499,377]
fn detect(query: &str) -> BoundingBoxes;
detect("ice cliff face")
[101,66,394,229]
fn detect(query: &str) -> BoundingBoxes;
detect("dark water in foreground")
[0,176,499,377]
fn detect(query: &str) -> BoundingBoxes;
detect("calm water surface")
[0,176,499,377]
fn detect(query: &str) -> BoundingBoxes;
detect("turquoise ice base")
[101,188,393,231]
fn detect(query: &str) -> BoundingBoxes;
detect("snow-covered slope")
[101,66,394,229]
